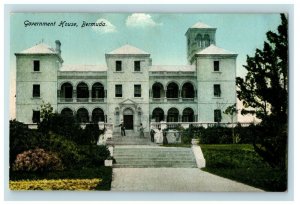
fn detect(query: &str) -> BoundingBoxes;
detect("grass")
[9,166,112,191]
[200,144,287,191]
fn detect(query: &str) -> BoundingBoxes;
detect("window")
[115,84,122,97]
[214,84,221,97]
[33,60,40,71]
[134,84,141,97]
[214,109,222,122]
[116,61,122,71]
[134,61,141,71]
[33,84,40,97]
[214,61,219,71]
[32,110,40,123]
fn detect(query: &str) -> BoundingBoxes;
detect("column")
[149,89,152,100]
[164,90,167,102]
[73,90,77,102]
[179,89,182,102]
[89,90,92,102]
[89,114,92,123]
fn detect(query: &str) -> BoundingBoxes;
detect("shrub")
[44,133,83,169]
[9,120,46,166]
[9,178,101,190]
[12,148,63,172]
[79,145,110,167]
[38,113,82,143]
[78,123,101,145]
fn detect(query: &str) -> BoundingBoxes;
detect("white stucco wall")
[106,55,151,131]
[16,55,59,123]
[196,56,237,123]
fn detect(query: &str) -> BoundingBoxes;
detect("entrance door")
[124,115,133,130]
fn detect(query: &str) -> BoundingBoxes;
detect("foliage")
[201,144,287,191]
[9,120,46,166]
[38,113,82,142]
[44,133,83,169]
[10,167,113,190]
[236,14,288,170]
[9,178,101,190]
[78,123,101,145]
[12,148,63,172]
[40,101,54,121]
[78,145,110,167]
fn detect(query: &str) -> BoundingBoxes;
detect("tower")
[185,22,217,64]
[15,41,63,124]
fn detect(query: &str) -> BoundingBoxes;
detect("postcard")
[9,12,288,193]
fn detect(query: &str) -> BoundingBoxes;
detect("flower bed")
[10,178,101,190]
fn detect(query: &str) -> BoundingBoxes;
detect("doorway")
[123,108,134,130]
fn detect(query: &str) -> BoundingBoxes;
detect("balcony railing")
[58,97,106,103]
[182,98,195,102]
[77,98,89,102]
[92,98,105,102]
[60,98,73,102]
[150,122,254,130]
[167,98,179,102]
[152,98,164,102]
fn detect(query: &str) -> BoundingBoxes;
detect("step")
[112,146,197,168]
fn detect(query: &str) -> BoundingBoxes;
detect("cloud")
[92,18,117,34]
[126,13,162,28]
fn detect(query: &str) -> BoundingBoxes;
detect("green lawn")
[200,144,287,192]
[10,167,112,191]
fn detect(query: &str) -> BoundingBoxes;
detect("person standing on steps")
[119,121,126,137]
[150,127,156,142]
[139,123,145,138]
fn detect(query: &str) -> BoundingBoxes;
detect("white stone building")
[15,22,238,133]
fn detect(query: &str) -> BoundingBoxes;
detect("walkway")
[111,168,264,192]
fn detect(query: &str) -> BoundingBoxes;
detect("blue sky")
[10,13,282,120]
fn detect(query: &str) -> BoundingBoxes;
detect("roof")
[17,43,57,54]
[108,44,149,55]
[190,22,215,29]
[149,65,195,72]
[196,44,237,55]
[59,64,107,72]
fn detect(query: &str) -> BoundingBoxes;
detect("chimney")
[55,40,61,55]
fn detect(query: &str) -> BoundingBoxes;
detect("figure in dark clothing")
[150,128,156,142]
[162,129,168,145]
[119,122,126,137]
[139,123,145,138]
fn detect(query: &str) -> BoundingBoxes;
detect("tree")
[236,14,288,170]
[224,103,238,143]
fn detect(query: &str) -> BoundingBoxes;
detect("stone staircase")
[108,131,153,145]
[113,146,197,168]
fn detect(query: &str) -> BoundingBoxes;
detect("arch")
[195,33,202,47]
[92,82,104,101]
[152,107,164,122]
[92,108,105,123]
[152,82,164,98]
[77,82,89,102]
[61,107,74,117]
[204,34,210,47]
[166,82,179,99]
[167,107,179,122]
[182,107,194,122]
[76,107,89,123]
[60,82,73,101]
[182,82,195,98]
[123,107,134,115]
[123,108,134,130]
